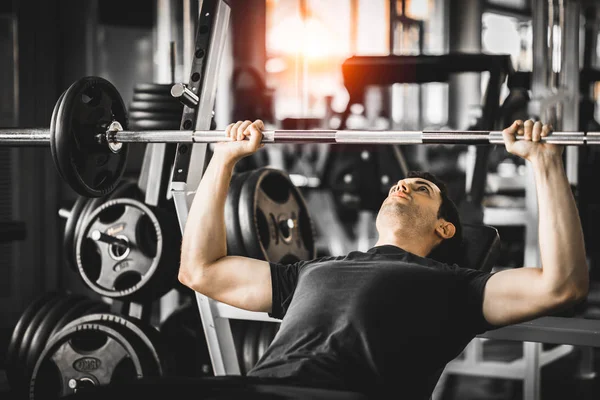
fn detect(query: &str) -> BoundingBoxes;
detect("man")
[178,119,589,399]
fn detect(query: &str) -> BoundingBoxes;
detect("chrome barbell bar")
[1,124,600,148]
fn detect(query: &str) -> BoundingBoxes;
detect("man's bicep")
[200,256,273,313]
[482,267,553,326]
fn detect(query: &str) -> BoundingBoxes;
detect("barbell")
[1,76,598,198]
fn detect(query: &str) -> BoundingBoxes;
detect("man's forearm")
[532,154,588,295]
[180,152,235,275]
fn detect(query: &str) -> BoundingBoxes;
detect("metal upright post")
[168,0,241,375]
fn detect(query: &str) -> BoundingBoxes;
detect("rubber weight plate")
[51,76,129,198]
[50,91,67,179]
[257,322,279,361]
[129,120,182,130]
[16,295,64,394]
[6,292,60,392]
[225,171,253,257]
[29,314,160,400]
[24,295,89,389]
[238,167,316,263]
[132,92,178,103]
[242,321,261,375]
[75,198,179,301]
[128,101,182,113]
[128,111,183,121]
[63,196,90,271]
[159,300,212,377]
[58,313,165,376]
[133,83,173,95]
[65,179,142,271]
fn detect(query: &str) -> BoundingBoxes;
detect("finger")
[541,124,551,137]
[532,121,542,142]
[515,120,525,136]
[230,121,243,141]
[225,123,235,140]
[523,119,534,141]
[237,120,252,141]
[245,124,263,149]
[253,119,265,130]
[502,120,519,151]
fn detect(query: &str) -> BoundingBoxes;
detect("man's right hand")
[213,119,265,163]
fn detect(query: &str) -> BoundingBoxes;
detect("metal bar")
[0,129,50,145]
[116,130,598,145]
[4,128,600,146]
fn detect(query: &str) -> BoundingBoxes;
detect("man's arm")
[482,120,589,327]
[178,120,273,313]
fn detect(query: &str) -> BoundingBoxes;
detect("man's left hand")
[502,119,563,162]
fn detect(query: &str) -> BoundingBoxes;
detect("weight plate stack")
[29,313,166,400]
[129,83,183,131]
[5,292,109,398]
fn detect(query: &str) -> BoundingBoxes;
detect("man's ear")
[435,220,456,240]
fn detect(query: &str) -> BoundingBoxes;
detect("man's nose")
[398,181,410,193]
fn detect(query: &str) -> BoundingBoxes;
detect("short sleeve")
[455,267,496,334]
[268,261,305,319]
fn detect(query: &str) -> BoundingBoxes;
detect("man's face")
[376,177,444,233]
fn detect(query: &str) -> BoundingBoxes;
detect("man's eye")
[418,186,428,192]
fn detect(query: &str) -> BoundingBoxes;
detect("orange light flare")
[267,13,350,64]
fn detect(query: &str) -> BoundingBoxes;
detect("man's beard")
[378,201,431,234]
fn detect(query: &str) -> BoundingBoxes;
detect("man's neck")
[373,236,433,258]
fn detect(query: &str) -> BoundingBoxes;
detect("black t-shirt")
[247,245,496,399]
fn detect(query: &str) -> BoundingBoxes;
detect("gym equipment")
[159,300,212,378]
[29,313,165,400]
[237,167,316,263]
[61,178,143,271]
[74,198,180,302]
[257,322,279,362]
[5,292,109,397]
[225,171,253,257]
[0,77,597,198]
[129,83,183,131]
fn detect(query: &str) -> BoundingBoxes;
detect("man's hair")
[406,171,464,265]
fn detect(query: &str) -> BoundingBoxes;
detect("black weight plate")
[6,292,60,392]
[238,168,316,263]
[128,111,182,121]
[29,317,149,400]
[15,295,63,394]
[133,83,173,94]
[132,93,175,102]
[225,171,252,257]
[50,91,68,179]
[66,179,141,272]
[25,295,87,384]
[129,119,182,130]
[47,298,101,339]
[75,198,166,301]
[52,76,129,198]
[129,101,182,113]
[159,300,211,377]
[63,196,90,271]
[242,321,261,375]
[256,322,278,361]
[59,313,163,375]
